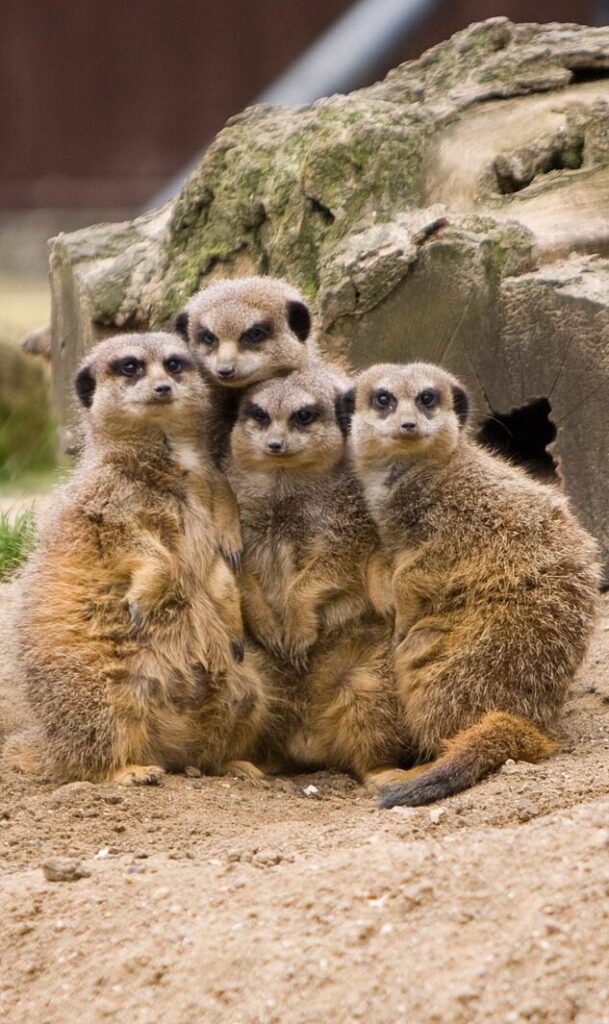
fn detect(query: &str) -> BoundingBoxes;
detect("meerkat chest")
[165,457,218,574]
[172,443,204,475]
[243,515,295,608]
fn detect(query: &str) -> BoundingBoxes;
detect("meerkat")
[174,276,348,459]
[174,276,349,573]
[226,372,410,784]
[349,362,601,806]
[4,333,273,785]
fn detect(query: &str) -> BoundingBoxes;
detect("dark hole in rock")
[567,64,609,83]
[308,197,335,224]
[478,398,558,482]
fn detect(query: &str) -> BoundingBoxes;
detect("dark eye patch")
[198,327,218,346]
[371,389,396,413]
[245,402,270,425]
[110,356,145,379]
[164,355,193,375]
[417,388,439,410]
[240,321,272,347]
[289,404,321,428]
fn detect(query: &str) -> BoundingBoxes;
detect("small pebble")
[390,806,416,818]
[517,801,540,821]
[253,849,283,867]
[42,857,91,883]
[303,785,320,798]
[429,807,446,825]
[185,766,202,778]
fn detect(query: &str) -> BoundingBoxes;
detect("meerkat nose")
[267,439,285,453]
[400,421,418,433]
[154,382,172,395]
[217,365,236,379]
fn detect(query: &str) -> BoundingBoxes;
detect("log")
[49,18,609,576]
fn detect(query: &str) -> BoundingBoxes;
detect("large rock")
[49,18,609,575]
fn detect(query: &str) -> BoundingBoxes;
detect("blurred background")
[0,0,607,511]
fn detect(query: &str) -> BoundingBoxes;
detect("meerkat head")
[74,332,207,440]
[174,276,313,389]
[349,362,470,467]
[230,372,347,476]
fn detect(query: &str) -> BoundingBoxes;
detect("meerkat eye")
[372,389,395,411]
[112,357,143,378]
[247,403,270,424]
[293,405,320,427]
[165,355,189,375]
[417,388,439,409]
[198,328,218,347]
[241,322,270,346]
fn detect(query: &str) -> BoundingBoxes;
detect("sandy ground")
[0,597,608,1024]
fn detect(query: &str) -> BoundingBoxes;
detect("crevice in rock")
[494,134,584,194]
[307,197,335,224]
[478,397,558,482]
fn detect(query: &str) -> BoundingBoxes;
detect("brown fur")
[350,362,601,806]
[4,333,273,784]
[227,372,410,783]
[175,276,348,463]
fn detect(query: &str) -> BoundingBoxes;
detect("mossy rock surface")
[49,17,609,572]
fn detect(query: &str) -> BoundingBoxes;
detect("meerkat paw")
[111,764,165,786]
[252,624,286,662]
[283,622,316,671]
[217,518,243,575]
[224,760,266,784]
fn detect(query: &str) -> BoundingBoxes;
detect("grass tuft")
[0,509,36,581]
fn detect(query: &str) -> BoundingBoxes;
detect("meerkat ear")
[174,310,190,341]
[451,384,470,427]
[75,364,96,408]
[335,387,356,437]
[286,300,311,342]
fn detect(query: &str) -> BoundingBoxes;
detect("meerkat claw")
[230,639,245,663]
[287,646,310,673]
[223,548,243,575]
[128,601,145,632]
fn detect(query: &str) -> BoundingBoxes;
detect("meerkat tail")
[379,711,558,808]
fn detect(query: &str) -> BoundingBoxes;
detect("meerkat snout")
[152,381,173,400]
[217,364,236,380]
[266,436,286,455]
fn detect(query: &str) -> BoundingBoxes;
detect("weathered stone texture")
[49,18,609,571]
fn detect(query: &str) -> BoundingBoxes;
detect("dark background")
[1,0,606,209]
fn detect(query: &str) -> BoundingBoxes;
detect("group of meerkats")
[2,276,601,807]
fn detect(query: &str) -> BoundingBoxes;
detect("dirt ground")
[0,597,608,1024]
